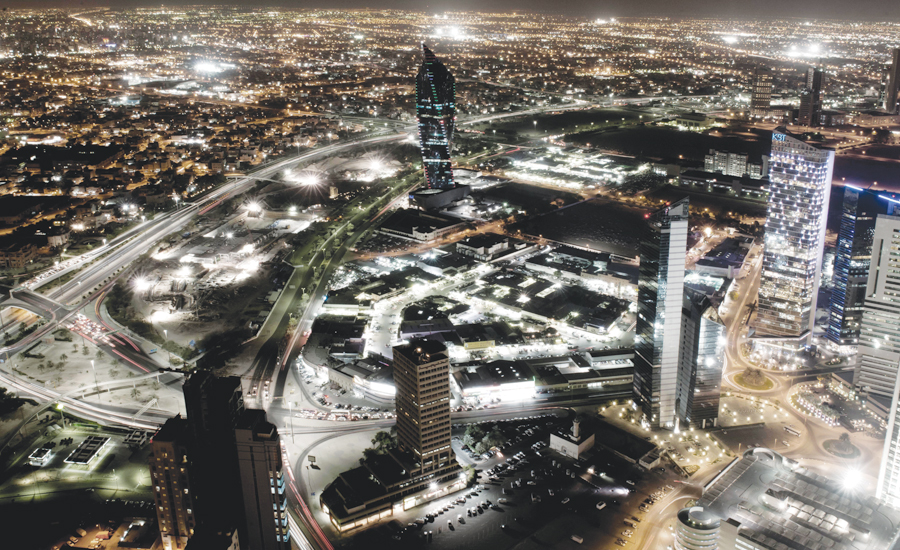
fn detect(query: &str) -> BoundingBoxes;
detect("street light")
[91,359,101,402]
[164,329,170,364]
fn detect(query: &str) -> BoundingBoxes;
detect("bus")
[784,426,801,436]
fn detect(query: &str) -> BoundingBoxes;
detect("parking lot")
[349,414,683,550]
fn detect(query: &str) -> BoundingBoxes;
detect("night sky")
[5,0,900,20]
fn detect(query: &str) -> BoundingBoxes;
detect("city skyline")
[2,6,900,550]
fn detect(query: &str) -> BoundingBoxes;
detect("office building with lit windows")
[320,339,463,532]
[752,129,834,353]
[416,44,456,190]
[798,67,824,127]
[826,187,889,350]
[676,295,725,429]
[151,416,196,550]
[234,409,289,550]
[855,211,900,399]
[633,197,690,429]
[750,68,772,118]
[881,48,900,114]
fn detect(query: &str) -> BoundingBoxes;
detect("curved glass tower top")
[416,44,456,189]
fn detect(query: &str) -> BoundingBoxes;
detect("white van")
[596,502,607,511]
[571,535,584,544]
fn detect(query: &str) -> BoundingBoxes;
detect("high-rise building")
[633,197,690,429]
[750,68,773,118]
[826,186,889,349]
[319,339,463,531]
[865,213,900,508]
[855,210,900,399]
[753,129,834,352]
[416,44,456,190]
[393,339,454,473]
[150,416,196,550]
[881,48,900,114]
[182,373,245,536]
[675,295,725,429]
[234,409,289,550]
[798,67,824,127]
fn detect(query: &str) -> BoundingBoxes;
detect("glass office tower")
[416,44,456,189]
[826,186,887,350]
[633,197,690,429]
[753,129,834,353]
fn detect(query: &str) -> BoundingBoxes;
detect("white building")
[549,418,595,459]
[855,212,900,399]
[633,197,690,429]
[676,506,720,550]
[753,129,834,353]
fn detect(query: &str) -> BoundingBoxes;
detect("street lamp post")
[164,329,170,364]
[91,359,101,401]
[287,399,294,443]
[113,468,119,494]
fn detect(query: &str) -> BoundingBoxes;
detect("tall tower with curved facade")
[753,128,834,354]
[416,44,456,189]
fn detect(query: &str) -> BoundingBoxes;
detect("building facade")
[826,187,889,349]
[234,409,289,550]
[393,339,454,473]
[688,298,726,429]
[633,197,690,429]
[881,48,900,114]
[798,68,824,127]
[182,373,245,537]
[855,212,900,399]
[750,68,772,118]
[416,44,456,190]
[150,417,196,550]
[676,506,720,550]
[753,129,834,351]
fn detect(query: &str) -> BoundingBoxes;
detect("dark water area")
[516,198,648,257]
[570,126,771,162]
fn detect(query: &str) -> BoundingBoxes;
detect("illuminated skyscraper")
[798,67,824,127]
[750,68,772,118]
[234,409,289,550]
[863,212,900,507]
[150,417,195,550]
[826,186,888,349]
[633,198,690,429]
[855,210,900,399]
[675,294,725,429]
[393,339,454,472]
[416,44,456,189]
[753,129,834,352]
[881,48,900,114]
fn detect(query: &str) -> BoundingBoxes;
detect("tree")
[362,447,378,461]
[110,367,120,379]
[82,345,89,356]
[37,362,46,373]
[482,427,508,450]
[474,441,487,454]
[58,353,69,367]
[130,388,141,399]
[371,431,396,454]
[463,424,486,450]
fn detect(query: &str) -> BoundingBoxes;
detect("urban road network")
[0,95,867,550]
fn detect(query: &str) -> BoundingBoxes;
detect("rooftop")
[699,448,900,550]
